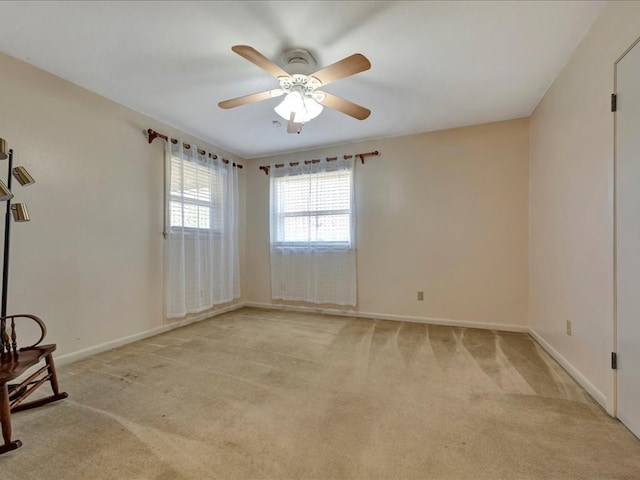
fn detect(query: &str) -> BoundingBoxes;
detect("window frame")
[271,168,354,249]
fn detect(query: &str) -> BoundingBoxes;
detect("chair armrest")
[0,314,47,353]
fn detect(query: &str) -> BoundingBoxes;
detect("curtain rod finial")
[147,129,160,144]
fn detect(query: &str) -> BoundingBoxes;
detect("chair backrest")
[0,314,47,355]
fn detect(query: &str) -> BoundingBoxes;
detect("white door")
[616,38,640,439]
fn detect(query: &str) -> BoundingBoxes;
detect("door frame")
[612,34,640,418]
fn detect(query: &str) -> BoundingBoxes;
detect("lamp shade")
[274,92,324,124]
[0,179,13,202]
[10,203,29,222]
[12,166,35,186]
[0,138,7,161]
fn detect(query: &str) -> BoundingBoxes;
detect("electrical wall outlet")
[417,291,424,301]
[566,320,572,336]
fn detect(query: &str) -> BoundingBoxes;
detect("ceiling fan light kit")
[273,74,325,124]
[219,45,371,134]
[274,92,322,124]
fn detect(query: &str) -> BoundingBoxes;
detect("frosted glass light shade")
[302,96,323,120]
[274,92,323,123]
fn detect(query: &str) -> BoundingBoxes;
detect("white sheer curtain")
[269,156,357,306]
[165,140,240,318]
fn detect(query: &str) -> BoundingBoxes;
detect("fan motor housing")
[281,48,317,75]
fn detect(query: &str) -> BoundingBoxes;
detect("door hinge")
[611,93,617,112]
[611,352,617,370]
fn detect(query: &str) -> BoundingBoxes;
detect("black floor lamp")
[0,138,35,323]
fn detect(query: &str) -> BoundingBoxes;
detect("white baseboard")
[242,302,529,333]
[56,302,247,367]
[528,328,607,410]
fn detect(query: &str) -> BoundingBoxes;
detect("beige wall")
[247,119,529,329]
[0,47,529,364]
[3,1,634,415]
[529,1,640,411]
[0,52,246,359]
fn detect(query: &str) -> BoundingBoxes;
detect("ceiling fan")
[218,45,371,134]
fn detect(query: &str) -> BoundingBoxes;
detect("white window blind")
[169,157,224,231]
[272,169,353,246]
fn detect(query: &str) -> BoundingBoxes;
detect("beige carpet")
[2,307,640,479]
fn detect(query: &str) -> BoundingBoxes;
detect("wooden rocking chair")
[0,314,68,454]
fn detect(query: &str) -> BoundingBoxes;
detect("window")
[164,142,240,318]
[169,156,224,231]
[271,168,353,247]
[269,158,357,306]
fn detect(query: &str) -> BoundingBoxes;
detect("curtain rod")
[259,150,379,175]
[147,129,243,168]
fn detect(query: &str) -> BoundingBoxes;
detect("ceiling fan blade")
[310,53,371,86]
[287,112,303,134]
[218,89,284,109]
[315,91,371,120]
[231,45,291,79]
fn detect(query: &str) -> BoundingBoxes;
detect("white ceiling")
[0,1,605,159]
